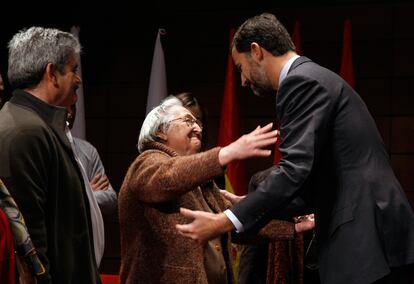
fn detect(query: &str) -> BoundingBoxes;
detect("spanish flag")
[217,28,248,196]
[217,28,249,281]
[340,19,355,88]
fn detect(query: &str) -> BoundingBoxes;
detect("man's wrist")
[217,212,235,233]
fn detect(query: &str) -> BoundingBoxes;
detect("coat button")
[215,244,221,252]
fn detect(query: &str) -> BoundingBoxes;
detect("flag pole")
[146,28,168,114]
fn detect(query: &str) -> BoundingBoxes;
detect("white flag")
[70,26,86,139]
[146,29,168,114]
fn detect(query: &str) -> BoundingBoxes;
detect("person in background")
[175,92,208,149]
[0,26,100,283]
[0,179,46,283]
[67,103,117,216]
[0,180,16,284]
[237,166,311,284]
[176,13,414,284]
[65,103,117,269]
[119,95,314,283]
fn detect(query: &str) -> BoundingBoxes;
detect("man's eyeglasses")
[170,115,203,130]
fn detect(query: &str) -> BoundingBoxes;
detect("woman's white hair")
[137,95,183,153]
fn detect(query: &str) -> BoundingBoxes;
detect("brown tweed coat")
[118,142,298,284]
[119,142,233,284]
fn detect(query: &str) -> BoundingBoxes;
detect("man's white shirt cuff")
[223,209,244,233]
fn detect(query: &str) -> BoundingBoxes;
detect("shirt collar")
[278,55,300,86]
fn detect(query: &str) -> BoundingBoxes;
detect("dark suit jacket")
[231,57,414,284]
[0,90,100,283]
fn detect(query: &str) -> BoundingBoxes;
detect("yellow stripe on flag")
[224,174,234,194]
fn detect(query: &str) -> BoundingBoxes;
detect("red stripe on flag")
[218,29,248,196]
[292,20,302,55]
[340,19,355,88]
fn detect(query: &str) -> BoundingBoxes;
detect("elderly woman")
[118,95,278,284]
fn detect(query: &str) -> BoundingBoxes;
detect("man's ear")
[44,63,58,86]
[250,42,264,62]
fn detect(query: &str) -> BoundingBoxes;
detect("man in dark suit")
[177,13,414,284]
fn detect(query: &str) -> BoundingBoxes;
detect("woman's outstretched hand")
[218,123,278,166]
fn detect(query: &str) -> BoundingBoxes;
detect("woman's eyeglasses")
[170,115,203,130]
